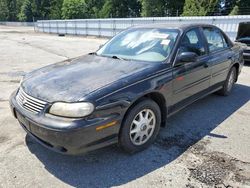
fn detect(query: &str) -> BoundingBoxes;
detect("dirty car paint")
[22,55,155,102]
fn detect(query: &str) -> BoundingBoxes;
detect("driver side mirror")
[175,52,198,66]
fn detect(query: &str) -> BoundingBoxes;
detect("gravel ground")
[0,26,250,188]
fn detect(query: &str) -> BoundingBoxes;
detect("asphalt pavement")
[0,26,249,188]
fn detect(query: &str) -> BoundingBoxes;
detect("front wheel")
[217,67,237,96]
[119,99,161,153]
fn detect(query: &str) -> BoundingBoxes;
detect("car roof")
[133,23,217,31]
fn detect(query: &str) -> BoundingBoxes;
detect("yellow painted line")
[96,121,117,131]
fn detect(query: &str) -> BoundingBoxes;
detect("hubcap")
[129,109,156,146]
[227,70,235,91]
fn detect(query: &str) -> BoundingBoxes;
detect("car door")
[201,27,233,87]
[170,27,211,112]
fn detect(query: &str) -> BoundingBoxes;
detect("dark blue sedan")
[10,24,244,155]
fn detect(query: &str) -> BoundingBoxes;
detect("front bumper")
[9,90,121,155]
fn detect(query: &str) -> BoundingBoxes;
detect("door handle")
[227,56,232,60]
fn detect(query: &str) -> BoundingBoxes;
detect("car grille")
[16,87,47,114]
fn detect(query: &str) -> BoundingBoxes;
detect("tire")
[119,98,161,153]
[217,67,237,96]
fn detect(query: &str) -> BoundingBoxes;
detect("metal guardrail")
[0,22,34,26]
[36,15,250,40]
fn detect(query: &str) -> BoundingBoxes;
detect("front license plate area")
[16,111,30,131]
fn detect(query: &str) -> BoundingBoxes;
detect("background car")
[236,22,250,63]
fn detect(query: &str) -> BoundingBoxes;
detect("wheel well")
[124,92,167,127]
[232,63,239,82]
[145,93,167,126]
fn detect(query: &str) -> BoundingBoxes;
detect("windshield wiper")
[89,53,128,61]
[111,55,126,61]
[88,52,97,55]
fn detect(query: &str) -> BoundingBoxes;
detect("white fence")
[36,15,250,40]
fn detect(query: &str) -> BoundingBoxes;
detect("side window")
[179,28,206,56]
[203,28,228,52]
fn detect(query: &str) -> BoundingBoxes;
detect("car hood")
[22,55,155,102]
[237,22,250,40]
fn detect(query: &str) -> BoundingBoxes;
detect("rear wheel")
[119,99,161,153]
[217,67,237,96]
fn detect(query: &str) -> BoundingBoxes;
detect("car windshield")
[97,28,179,62]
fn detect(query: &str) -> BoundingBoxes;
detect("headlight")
[49,102,94,118]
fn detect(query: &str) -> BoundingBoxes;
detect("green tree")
[127,0,141,17]
[229,5,239,15]
[182,0,219,16]
[221,0,250,15]
[99,0,112,17]
[49,0,63,19]
[140,0,165,17]
[17,0,56,21]
[219,0,236,15]
[236,0,250,15]
[99,0,141,18]
[85,0,105,18]
[29,0,50,20]
[62,0,87,19]
[140,0,184,17]
[16,0,23,18]
[18,0,33,21]
[0,0,8,21]
[6,0,17,21]
[167,0,185,16]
